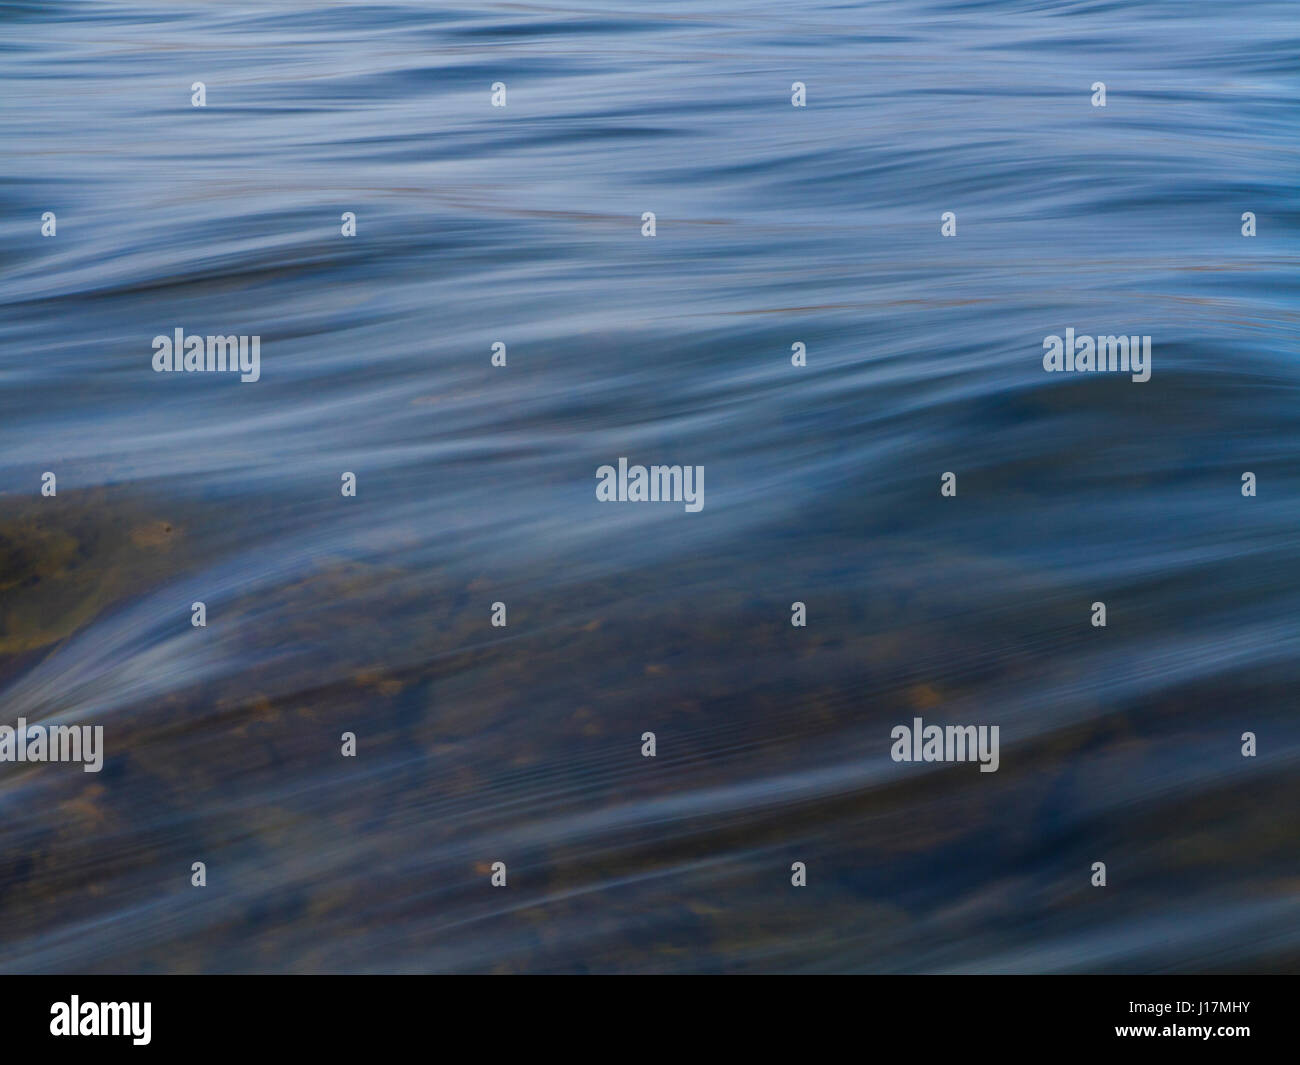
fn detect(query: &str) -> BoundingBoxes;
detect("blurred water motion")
[0,0,1298,973]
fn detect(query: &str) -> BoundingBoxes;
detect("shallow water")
[0,0,1298,972]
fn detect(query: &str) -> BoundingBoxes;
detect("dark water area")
[0,1,1297,973]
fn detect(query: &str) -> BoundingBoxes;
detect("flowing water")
[1,0,1298,972]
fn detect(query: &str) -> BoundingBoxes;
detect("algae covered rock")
[0,492,186,656]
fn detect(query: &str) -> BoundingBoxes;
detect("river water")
[0,0,1297,972]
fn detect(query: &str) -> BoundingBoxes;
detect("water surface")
[1,0,1298,973]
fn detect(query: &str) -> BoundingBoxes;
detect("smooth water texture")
[1,0,1298,972]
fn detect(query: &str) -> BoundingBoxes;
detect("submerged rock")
[0,492,187,657]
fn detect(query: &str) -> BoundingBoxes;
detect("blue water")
[1,0,1298,973]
